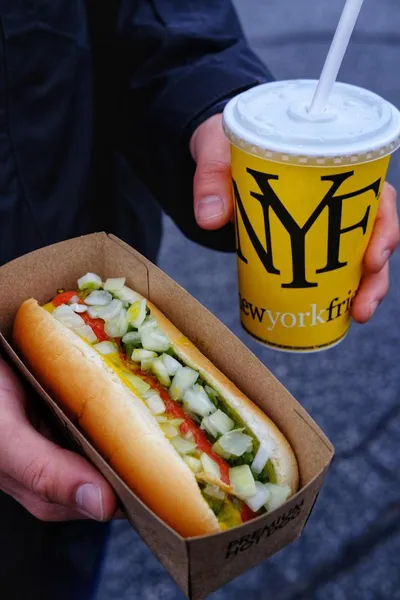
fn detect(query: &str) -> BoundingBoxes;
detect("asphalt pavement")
[96,1,400,598]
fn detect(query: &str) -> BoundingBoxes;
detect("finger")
[351,262,389,323]
[364,182,399,274]
[0,357,28,420]
[0,360,118,522]
[6,480,97,522]
[191,114,233,230]
[0,418,118,522]
[0,441,98,521]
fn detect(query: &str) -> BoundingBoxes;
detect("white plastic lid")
[223,80,400,166]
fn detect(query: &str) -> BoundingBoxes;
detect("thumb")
[3,420,118,521]
[191,114,233,230]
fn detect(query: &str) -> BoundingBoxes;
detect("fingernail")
[75,484,104,520]
[370,300,379,318]
[196,196,225,222]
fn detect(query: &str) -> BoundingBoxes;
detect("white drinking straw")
[308,0,365,116]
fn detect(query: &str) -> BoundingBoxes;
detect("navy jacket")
[0,2,273,599]
[0,0,272,266]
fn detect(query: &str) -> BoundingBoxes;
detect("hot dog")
[12,273,299,537]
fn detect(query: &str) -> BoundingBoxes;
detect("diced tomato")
[119,355,231,484]
[52,290,108,342]
[240,504,260,523]
[81,312,109,342]
[52,291,80,307]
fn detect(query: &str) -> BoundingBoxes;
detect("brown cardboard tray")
[0,233,334,599]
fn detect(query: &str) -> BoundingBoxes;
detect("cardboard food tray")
[0,233,334,599]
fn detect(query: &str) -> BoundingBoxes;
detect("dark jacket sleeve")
[117,0,274,252]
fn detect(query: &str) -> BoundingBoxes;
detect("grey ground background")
[96,1,400,598]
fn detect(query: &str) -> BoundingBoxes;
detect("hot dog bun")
[13,299,221,536]
[13,294,299,537]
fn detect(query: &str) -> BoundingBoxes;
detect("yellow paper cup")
[223,80,400,352]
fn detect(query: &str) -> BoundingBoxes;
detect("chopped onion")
[73,324,98,343]
[203,409,234,436]
[212,411,234,435]
[141,358,154,371]
[264,484,291,512]
[161,353,182,376]
[127,299,147,328]
[170,436,197,455]
[203,485,225,501]
[251,441,272,476]
[182,384,216,417]
[160,423,179,439]
[104,277,126,292]
[151,358,171,387]
[229,465,256,499]
[168,418,184,427]
[169,367,199,401]
[131,349,157,362]
[211,440,231,459]
[77,272,102,291]
[67,295,80,305]
[140,327,170,353]
[200,454,221,480]
[124,372,150,395]
[200,416,219,438]
[138,317,158,332]
[218,429,253,457]
[114,285,141,304]
[145,391,165,415]
[184,429,195,442]
[93,341,118,355]
[85,290,113,306]
[122,331,141,345]
[183,456,202,473]
[70,302,88,313]
[53,304,85,329]
[104,309,129,338]
[87,306,101,319]
[156,416,168,423]
[244,482,271,513]
[97,299,123,321]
